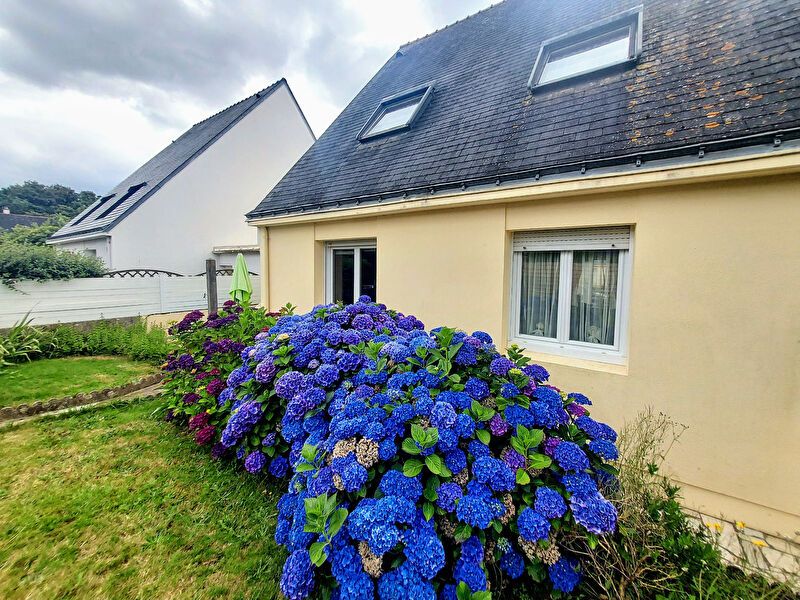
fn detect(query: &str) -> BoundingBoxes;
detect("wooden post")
[205,259,218,314]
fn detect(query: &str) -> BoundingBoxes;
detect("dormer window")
[358,84,433,141]
[529,6,642,89]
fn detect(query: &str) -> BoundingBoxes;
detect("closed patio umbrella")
[229,253,253,305]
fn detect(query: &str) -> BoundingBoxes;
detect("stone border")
[0,372,163,422]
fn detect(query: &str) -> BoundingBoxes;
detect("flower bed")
[161,301,284,448]
[162,298,620,599]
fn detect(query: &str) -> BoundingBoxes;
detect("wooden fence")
[0,275,261,328]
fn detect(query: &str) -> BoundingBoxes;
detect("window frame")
[509,228,633,365]
[528,6,643,90]
[324,239,377,304]
[357,84,434,142]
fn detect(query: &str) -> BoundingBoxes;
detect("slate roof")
[249,0,800,219]
[50,79,288,241]
[0,212,48,231]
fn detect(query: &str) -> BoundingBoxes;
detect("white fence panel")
[0,274,261,328]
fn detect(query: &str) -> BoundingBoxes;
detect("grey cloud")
[0,0,295,106]
[0,0,493,191]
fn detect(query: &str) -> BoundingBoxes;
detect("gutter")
[45,232,111,245]
[247,126,800,223]
[247,142,800,227]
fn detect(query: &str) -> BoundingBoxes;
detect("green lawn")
[0,356,156,408]
[0,396,285,599]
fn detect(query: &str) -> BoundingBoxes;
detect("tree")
[0,181,98,217]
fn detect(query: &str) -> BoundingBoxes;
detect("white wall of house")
[55,236,111,266]
[93,83,314,274]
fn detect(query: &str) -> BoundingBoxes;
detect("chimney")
[1,207,9,215]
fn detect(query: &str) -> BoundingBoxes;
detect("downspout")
[258,226,270,309]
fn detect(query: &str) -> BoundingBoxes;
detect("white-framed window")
[325,240,377,304]
[528,6,642,89]
[357,84,434,141]
[509,227,632,364]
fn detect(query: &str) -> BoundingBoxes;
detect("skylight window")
[70,194,115,227]
[529,7,642,89]
[358,84,433,141]
[95,183,147,220]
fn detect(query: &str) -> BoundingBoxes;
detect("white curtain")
[519,252,560,337]
[569,250,619,345]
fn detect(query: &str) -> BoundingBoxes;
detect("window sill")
[509,337,629,375]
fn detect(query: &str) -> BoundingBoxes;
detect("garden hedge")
[162,298,620,599]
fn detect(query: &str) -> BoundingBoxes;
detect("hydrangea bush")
[209,297,619,598]
[161,301,285,451]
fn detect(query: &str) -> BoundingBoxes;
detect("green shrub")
[0,217,67,246]
[0,314,43,366]
[560,410,797,600]
[0,242,105,283]
[45,324,86,355]
[1,318,171,368]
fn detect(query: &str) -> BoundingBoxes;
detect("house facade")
[247,0,800,541]
[48,79,315,275]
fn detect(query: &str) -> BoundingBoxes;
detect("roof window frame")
[528,6,643,91]
[357,83,434,142]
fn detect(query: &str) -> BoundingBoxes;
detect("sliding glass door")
[326,241,377,303]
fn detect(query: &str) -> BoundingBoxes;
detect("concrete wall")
[0,275,261,327]
[107,83,315,274]
[256,167,800,538]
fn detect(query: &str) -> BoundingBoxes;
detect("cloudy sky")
[0,0,493,194]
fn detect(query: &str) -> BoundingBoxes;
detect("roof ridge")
[189,78,285,128]
[399,1,505,51]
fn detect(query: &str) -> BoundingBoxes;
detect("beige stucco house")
[246,0,800,544]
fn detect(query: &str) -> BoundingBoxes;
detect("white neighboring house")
[47,79,315,275]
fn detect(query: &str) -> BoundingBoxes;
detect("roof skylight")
[529,6,642,89]
[95,183,147,220]
[358,84,433,141]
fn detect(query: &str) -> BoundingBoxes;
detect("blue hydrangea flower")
[436,482,463,512]
[500,382,521,399]
[517,507,551,542]
[489,357,514,376]
[453,558,487,592]
[523,363,550,382]
[453,413,476,438]
[220,401,262,448]
[499,547,524,579]
[464,377,489,400]
[377,563,435,600]
[280,550,315,600]
[562,472,599,498]
[403,525,445,580]
[548,557,581,593]
[460,536,484,563]
[575,415,617,441]
[535,487,568,519]
[444,449,467,474]
[472,456,516,492]
[269,456,289,478]
[588,439,619,460]
[471,331,493,344]
[430,401,457,429]
[570,493,618,534]
[553,441,590,472]
[244,450,266,473]
[314,363,340,388]
[379,470,423,501]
